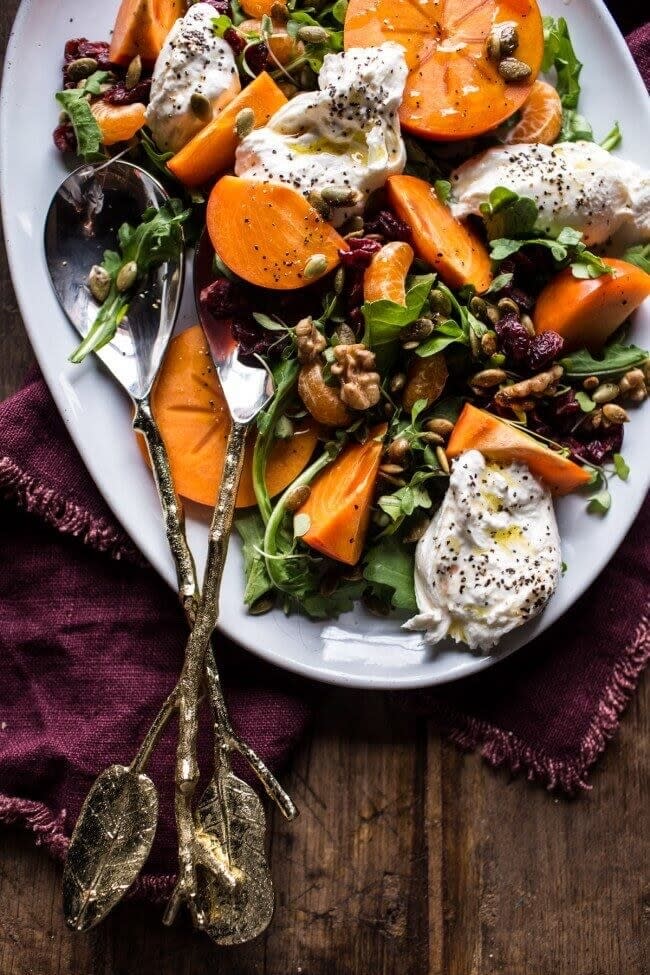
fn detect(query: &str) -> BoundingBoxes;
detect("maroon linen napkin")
[1,18,649,901]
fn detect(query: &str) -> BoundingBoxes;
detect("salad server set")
[45,160,297,945]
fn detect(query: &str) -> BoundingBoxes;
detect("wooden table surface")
[0,3,648,972]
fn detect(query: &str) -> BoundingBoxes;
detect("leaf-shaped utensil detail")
[63,765,158,931]
[194,774,274,945]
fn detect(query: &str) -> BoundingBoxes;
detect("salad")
[53,0,650,652]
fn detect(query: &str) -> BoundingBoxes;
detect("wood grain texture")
[0,2,648,973]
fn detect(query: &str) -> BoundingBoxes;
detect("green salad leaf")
[236,511,274,606]
[362,274,435,346]
[489,224,612,278]
[434,179,452,206]
[623,243,650,274]
[560,333,649,378]
[480,187,538,239]
[363,537,418,614]
[55,89,106,163]
[70,200,189,363]
[600,121,622,152]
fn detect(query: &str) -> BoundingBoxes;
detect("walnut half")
[331,344,381,411]
[295,317,327,364]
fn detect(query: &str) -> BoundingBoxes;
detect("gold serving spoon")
[46,162,296,944]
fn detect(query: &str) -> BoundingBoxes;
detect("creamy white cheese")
[146,3,239,154]
[235,43,408,226]
[450,142,650,247]
[404,450,561,653]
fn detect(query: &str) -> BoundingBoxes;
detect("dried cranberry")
[201,278,254,321]
[526,330,564,372]
[339,237,382,269]
[243,41,269,75]
[224,27,247,56]
[494,312,531,365]
[363,209,411,243]
[102,79,152,106]
[53,123,77,154]
[202,0,231,13]
[571,427,623,466]
[64,38,113,71]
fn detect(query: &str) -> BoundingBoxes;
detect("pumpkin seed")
[334,266,345,295]
[303,254,328,279]
[67,57,98,81]
[284,484,311,512]
[306,191,331,219]
[234,107,255,139]
[190,92,213,122]
[582,375,599,391]
[389,372,406,395]
[402,513,430,544]
[486,22,519,61]
[88,265,111,303]
[249,594,276,616]
[435,446,450,474]
[592,382,620,404]
[321,186,362,208]
[385,437,410,464]
[429,288,452,316]
[497,296,520,316]
[116,261,138,293]
[480,331,498,356]
[498,57,532,82]
[402,318,434,343]
[297,25,330,44]
[425,418,454,440]
[470,368,507,389]
[125,55,142,91]
[602,403,629,424]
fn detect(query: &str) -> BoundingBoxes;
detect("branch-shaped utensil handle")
[133,394,198,621]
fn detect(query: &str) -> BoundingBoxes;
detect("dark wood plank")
[1,1,648,973]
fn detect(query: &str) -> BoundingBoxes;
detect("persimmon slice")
[364,241,414,304]
[344,0,544,140]
[447,404,591,495]
[207,176,348,289]
[387,175,492,293]
[150,326,319,508]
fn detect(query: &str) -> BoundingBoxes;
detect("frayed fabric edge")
[0,455,142,565]
[0,793,176,903]
[432,608,650,795]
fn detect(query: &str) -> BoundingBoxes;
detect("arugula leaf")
[542,17,598,143]
[302,580,365,620]
[600,121,622,152]
[490,224,611,278]
[212,14,234,37]
[82,70,111,95]
[560,334,649,378]
[480,187,538,239]
[362,274,435,347]
[416,319,466,357]
[378,469,436,530]
[623,243,650,274]
[613,453,630,482]
[70,200,188,363]
[332,0,348,24]
[55,90,106,163]
[140,129,175,180]
[558,108,594,143]
[542,16,583,111]
[236,511,273,605]
[363,537,418,613]
[484,272,514,296]
[587,489,611,516]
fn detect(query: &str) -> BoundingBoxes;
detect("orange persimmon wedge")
[110,0,184,66]
[535,258,650,352]
[207,176,349,289]
[239,19,302,65]
[503,80,563,145]
[149,326,319,508]
[447,404,591,495]
[92,101,147,146]
[299,425,388,565]
[387,175,493,293]
[168,73,287,187]
[344,0,544,140]
[364,241,414,304]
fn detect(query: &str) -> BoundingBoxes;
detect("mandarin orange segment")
[364,241,414,304]
[344,0,544,140]
[503,80,563,144]
[149,326,319,508]
[92,101,147,145]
